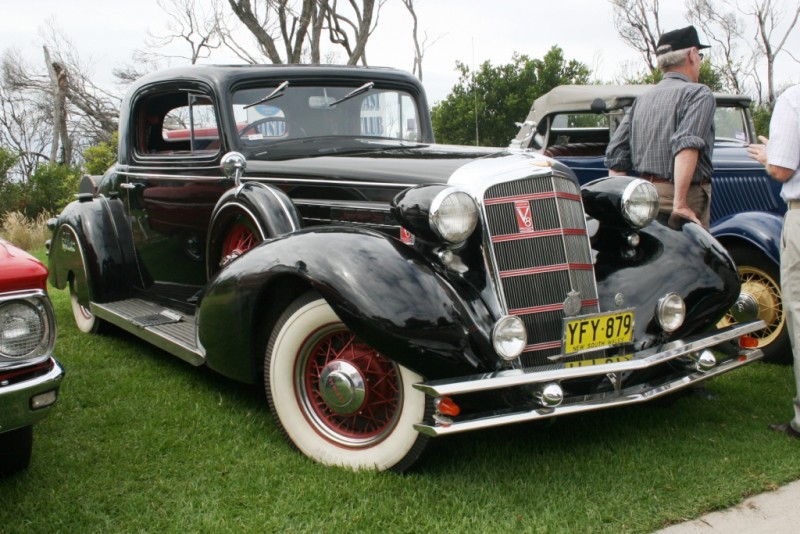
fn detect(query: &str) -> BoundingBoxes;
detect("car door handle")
[119,182,144,190]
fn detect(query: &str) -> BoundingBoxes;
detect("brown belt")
[640,174,711,185]
[640,173,671,184]
[789,200,800,210]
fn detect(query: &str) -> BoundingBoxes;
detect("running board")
[92,299,204,366]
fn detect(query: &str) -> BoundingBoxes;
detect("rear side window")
[134,90,221,158]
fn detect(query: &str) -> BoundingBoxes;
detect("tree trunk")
[43,47,72,165]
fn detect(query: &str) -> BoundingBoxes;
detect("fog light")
[492,315,527,361]
[534,383,563,407]
[696,350,716,372]
[656,292,685,332]
[31,389,57,410]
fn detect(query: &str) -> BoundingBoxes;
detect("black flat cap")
[656,26,710,55]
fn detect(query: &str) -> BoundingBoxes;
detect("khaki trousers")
[651,181,712,229]
[781,208,800,433]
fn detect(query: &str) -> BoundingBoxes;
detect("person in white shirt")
[748,84,800,439]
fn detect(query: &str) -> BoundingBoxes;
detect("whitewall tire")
[265,292,430,472]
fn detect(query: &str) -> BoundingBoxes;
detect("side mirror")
[221,151,247,187]
[590,98,607,114]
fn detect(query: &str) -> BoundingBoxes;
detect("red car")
[0,238,64,475]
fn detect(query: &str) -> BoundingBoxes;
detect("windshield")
[714,104,752,144]
[231,84,421,147]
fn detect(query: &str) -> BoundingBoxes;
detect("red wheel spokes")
[305,331,400,440]
[222,222,258,257]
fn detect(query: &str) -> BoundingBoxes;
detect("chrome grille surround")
[478,171,600,367]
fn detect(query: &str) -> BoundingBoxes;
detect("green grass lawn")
[2,278,800,533]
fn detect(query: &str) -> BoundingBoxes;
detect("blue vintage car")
[511,85,787,363]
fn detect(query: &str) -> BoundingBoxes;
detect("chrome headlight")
[0,294,56,360]
[582,176,659,229]
[621,179,659,228]
[492,315,527,361]
[656,292,685,333]
[430,189,478,243]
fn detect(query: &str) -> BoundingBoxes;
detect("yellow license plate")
[562,309,634,355]
[565,354,633,368]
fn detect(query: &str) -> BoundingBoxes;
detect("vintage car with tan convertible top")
[47,65,764,471]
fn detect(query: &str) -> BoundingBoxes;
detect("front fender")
[593,219,740,342]
[197,227,496,382]
[711,211,782,265]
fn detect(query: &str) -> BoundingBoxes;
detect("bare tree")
[611,0,800,107]
[0,22,120,177]
[745,0,800,107]
[135,0,225,66]
[610,0,663,75]
[1,51,55,180]
[44,46,71,164]
[224,0,384,65]
[688,0,800,107]
[686,0,750,95]
[400,0,445,80]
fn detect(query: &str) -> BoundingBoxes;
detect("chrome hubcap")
[319,360,366,415]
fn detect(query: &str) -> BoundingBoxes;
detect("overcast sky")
[1,0,798,104]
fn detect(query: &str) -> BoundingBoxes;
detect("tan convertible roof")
[522,84,752,133]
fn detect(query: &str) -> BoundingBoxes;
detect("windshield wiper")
[328,82,374,107]
[244,81,289,109]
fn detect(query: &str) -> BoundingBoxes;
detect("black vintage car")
[48,65,764,472]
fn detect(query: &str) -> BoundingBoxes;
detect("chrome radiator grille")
[482,174,599,367]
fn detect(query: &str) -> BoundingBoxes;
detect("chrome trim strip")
[414,346,762,437]
[120,169,412,189]
[414,321,765,397]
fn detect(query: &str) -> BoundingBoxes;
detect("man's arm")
[748,135,797,182]
[605,112,633,175]
[671,147,702,224]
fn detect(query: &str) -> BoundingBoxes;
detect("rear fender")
[197,228,495,383]
[48,195,139,304]
[711,211,782,265]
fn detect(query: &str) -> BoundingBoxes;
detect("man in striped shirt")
[605,26,715,229]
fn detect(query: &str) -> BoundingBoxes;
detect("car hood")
[0,239,48,292]
[243,143,566,186]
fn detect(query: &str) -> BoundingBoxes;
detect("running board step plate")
[92,298,204,366]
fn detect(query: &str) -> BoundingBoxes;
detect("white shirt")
[767,84,800,201]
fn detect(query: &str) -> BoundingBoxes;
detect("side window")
[135,91,221,157]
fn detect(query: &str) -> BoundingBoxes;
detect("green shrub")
[83,132,118,175]
[23,162,81,218]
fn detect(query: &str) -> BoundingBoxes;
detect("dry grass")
[0,211,51,251]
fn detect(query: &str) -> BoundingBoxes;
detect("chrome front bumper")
[413,321,765,437]
[0,357,65,433]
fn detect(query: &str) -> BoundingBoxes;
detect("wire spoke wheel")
[298,326,402,446]
[717,246,789,364]
[265,292,431,471]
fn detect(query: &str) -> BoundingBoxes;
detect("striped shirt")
[766,84,800,201]
[605,72,716,183]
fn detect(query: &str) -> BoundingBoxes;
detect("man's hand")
[747,135,769,165]
[669,205,702,227]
